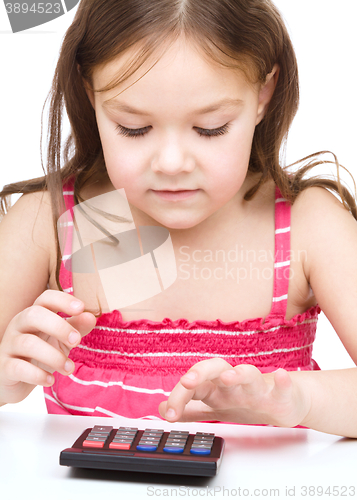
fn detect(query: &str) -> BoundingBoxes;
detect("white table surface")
[1,411,356,500]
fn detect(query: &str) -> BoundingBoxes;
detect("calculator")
[60,425,225,476]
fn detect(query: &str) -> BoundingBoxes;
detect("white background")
[0,1,356,413]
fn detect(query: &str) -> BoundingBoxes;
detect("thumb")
[66,312,97,339]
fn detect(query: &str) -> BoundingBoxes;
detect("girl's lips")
[151,189,200,201]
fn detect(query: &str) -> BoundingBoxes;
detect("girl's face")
[86,38,278,231]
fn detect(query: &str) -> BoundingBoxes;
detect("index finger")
[179,358,234,389]
[163,358,234,421]
[33,289,85,315]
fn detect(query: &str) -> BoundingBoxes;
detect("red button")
[83,440,104,448]
[109,442,131,450]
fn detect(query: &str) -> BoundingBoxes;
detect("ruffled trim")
[95,304,321,332]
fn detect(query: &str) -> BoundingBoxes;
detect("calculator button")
[190,447,212,455]
[109,442,132,450]
[163,446,185,453]
[136,444,158,452]
[112,438,134,443]
[85,436,107,442]
[142,432,163,437]
[195,432,214,437]
[83,439,106,448]
[164,441,186,448]
[87,433,109,439]
[118,427,138,432]
[193,435,214,441]
[139,440,160,446]
[192,440,213,446]
[92,426,113,433]
[165,439,187,445]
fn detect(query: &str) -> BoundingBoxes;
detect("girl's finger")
[179,358,234,389]
[162,381,196,421]
[4,357,55,387]
[65,311,97,339]
[271,368,292,400]
[221,364,267,396]
[14,305,85,350]
[159,399,216,423]
[10,333,75,377]
[33,289,85,315]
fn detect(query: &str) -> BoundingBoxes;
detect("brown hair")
[1,0,356,297]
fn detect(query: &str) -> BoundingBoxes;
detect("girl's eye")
[115,123,231,139]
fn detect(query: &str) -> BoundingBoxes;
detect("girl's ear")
[83,79,95,109]
[77,65,95,109]
[255,63,280,125]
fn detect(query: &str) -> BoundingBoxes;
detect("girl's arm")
[159,187,357,437]
[0,191,96,405]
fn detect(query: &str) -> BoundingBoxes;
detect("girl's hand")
[158,358,312,428]
[0,289,96,405]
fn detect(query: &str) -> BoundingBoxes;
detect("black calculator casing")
[60,428,225,477]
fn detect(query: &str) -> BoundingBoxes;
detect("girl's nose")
[151,134,195,175]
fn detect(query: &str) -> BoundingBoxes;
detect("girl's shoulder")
[290,184,357,283]
[0,190,55,337]
[0,189,55,249]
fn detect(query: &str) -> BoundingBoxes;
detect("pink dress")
[43,179,321,419]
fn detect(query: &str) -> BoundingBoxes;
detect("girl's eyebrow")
[102,97,244,116]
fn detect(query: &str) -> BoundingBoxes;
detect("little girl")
[1,0,357,437]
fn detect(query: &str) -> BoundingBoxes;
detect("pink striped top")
[43,179,321,419]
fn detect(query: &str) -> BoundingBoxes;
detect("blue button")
[190,448,211,455]
[163,446,184,453]
[136,445,158,452]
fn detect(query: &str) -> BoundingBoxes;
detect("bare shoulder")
[0,190,56,336]
[290,185,357,281]
[0,190,55,252]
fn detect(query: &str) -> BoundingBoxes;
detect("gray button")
[193,438,214,444]
[86,436,107,442]
[195,432,214,437]
[166,438,187,444]
[118,427,138,432]
[165,441,186,447]
[88,432,110,438]
[92,426,113,433]
[112,438,134,443]
[191,443,212,449]
[139,438,160,444]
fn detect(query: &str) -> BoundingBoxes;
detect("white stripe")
[61,255,71,261]
[272,294,288,302]
[63,191,74,195]
[58,221,74,227]
[275,197,287,203]
[275,226,290,235]
[62,287,73,293]
[274,260,290,268]
[47,389,162,420]
[68,373,171,396]
[44,392,67,410]
[76,342,313,359]
[94,318,317,336]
